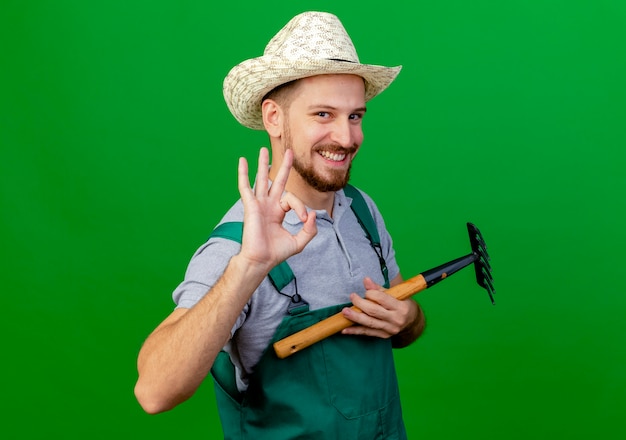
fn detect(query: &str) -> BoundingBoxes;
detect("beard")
[284,124,357,193]
[292,151,353,192]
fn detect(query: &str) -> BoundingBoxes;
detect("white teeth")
[319,151,346,161]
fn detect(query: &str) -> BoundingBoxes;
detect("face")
[281,74,366,193]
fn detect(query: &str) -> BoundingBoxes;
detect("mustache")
[312,144,359,155]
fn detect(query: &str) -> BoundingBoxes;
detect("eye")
[317,111,330,118]
[349,113,364,121]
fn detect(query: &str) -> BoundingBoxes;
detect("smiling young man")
[265,74,365,214]
[135,11,425,440]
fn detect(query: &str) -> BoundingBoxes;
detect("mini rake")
[273,222,495,359]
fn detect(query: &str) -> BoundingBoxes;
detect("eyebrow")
[308,105,368,113]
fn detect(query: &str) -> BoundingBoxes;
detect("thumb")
[363,276,385,292]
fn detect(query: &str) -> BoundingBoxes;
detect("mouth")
[318,150,348,162]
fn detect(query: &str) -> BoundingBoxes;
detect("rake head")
[467,222,496,304]
[421,222,496,304]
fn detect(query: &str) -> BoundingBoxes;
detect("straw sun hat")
[223,11,402,130]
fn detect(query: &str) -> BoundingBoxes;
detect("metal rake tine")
[484,272,496,302]
[484,279,496,305]
[477,249,492,274]
[481,265,496,292]
[467,223,496,305]
[472,227,490,260]
[475,232,488,251]
[474,262,496,305]
[481,262,494,285]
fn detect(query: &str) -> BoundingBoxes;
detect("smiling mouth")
[318,150,347,162]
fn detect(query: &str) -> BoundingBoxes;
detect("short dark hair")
[262,80,300,109]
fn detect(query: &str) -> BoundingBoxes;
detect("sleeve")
[171,237,249,336]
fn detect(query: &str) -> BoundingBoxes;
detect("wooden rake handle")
[273,274,428,359]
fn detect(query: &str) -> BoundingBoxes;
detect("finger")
[341,303,392,337]
[269,149,293,199]
[254,147,270,196]
[363,277,385,293]
[278,198,290,213]
[362,278,402,311]
[292,211,317,253]
[361,277,392,309]
[363,288,395,308]
[348,292,387,319]
[342,324,391,339]
[279,191,308,222]
[349,292,403,331]
[341,303,400,337]
[238,156,252,199]
[357,290,413,333]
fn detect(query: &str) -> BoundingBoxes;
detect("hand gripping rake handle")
[273,222,495,359]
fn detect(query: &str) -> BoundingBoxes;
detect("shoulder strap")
[209,222,294,291]
[209,186,390,290]
[344,184,390,288]
[343,184,380,244]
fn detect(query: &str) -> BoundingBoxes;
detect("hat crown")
[223,11,401,130]
[263,11,360,63]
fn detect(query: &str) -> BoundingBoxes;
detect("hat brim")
[223,56,402,130]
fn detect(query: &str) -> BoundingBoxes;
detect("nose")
[330,119,360,148]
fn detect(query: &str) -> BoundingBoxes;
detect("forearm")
[134,254,269,414]
[135,147,317,413]
[391,299,425,348]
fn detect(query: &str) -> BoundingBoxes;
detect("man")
[135,11,425,439]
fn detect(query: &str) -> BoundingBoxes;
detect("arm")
[341,274,426,348]
[134,148,316,414]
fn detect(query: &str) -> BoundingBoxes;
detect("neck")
[269,166,336,216]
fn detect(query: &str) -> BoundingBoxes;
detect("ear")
[262,99,283,137]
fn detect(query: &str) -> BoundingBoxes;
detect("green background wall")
[2,1,624,438]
